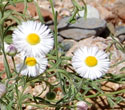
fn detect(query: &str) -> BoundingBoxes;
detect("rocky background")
[0,0,125,109]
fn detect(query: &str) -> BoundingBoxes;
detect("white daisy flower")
[12,21,54,56]
[17,56,48,77]
[72,47,110,80]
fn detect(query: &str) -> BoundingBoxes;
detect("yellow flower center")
[26,33,40,45]
[25,57,37,66]
[85,56,98,67]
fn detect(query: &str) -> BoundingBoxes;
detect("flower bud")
[6,44,17,56]
[76,101,88,110]
[46,91,56,100]
[0,83,6,98]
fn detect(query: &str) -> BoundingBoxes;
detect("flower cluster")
[12,21,110,79]
[12,21,54,77]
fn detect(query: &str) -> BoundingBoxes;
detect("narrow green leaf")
[34,96,52,105]
[72,0,82,10]
[23,0,28,18]
[107,96,116,108]
[9,15,21,24]
[91,82,103,93]
[115,96,124,104]
[120,67,125,72]
[0,10,12,23]
[3,56,11,78]
[4,35,12,44]
[34,1,44,23]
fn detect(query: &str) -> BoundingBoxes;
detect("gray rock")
[115,26,125,42]
[58,35,64,43]
[115,0,125,4]
[77,5,100,19]
[60,40,76,52]
[58,17,106,41]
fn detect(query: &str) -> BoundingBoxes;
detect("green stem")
[81,0,87,19]
[2,48,11,78]
[0,3,12,78]
[110,59,125,68]
[0,23,11,78]
[11,56,16,72]
[49,0,67,95]
[49,0,58,60]
[15,82,20,109]
[34,1,44,23]
[68,7,78,23]
[84,89,125,98]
